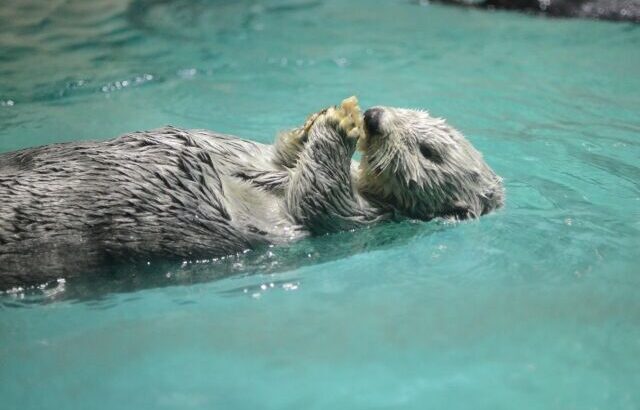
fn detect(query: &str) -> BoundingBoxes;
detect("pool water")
[1,0,640,408]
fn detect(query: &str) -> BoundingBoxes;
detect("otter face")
[358,107,504,220]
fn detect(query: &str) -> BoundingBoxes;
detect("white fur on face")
[358,107,504,220]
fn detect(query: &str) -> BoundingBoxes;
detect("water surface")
[1,0,640,408]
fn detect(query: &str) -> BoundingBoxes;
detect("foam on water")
[1,0,639,408]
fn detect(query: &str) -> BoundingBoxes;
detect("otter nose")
[363,108,383,135]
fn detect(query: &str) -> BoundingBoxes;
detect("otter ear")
[418,141,444,163]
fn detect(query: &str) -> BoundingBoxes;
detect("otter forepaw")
[274,108,330,168]
[325,96,364,141]
[275,97,363,168]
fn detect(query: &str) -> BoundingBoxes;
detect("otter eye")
[419,143,442,163]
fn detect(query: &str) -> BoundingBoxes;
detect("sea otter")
[0,97,503,289]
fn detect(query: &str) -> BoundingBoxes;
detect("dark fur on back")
[0,127,260,288]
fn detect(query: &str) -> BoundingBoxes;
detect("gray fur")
[0,105,503,289]
[357,107,505,220]
[0,127,300,288]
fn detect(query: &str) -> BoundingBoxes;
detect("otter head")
[357,107,504,220]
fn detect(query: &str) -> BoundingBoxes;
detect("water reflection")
[0,219,448,305]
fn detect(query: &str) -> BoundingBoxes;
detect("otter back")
[0,127,256,288]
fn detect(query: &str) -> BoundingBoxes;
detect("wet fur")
[0,103,503,289]
[0,127,300,288]
[357,107,504,220]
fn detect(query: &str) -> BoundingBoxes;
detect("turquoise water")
[1,0,640,408]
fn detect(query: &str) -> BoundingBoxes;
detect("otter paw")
[275,110,326,167]
[280,108,328,147]
[325,96,364,140]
